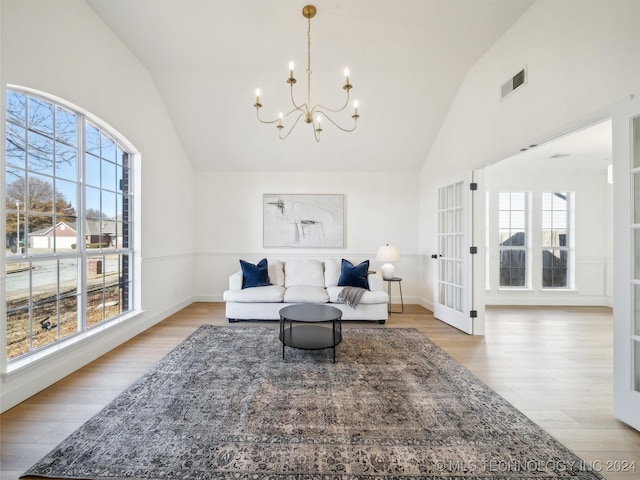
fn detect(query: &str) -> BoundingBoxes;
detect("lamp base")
[380,263,395,280]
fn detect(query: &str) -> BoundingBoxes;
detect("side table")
[384,277,404,314]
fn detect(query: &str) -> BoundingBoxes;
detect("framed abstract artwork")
[263,194,344,248]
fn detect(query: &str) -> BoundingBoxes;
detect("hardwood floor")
[2,303,639,479]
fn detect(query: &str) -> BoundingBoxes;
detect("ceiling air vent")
[501,68,527,99]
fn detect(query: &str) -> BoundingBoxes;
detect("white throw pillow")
[324,258,341,287]
[268,259,285,286]
[284,259,325,287]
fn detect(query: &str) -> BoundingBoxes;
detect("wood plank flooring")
[2,303,639,479]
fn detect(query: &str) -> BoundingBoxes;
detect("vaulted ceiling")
[86,0,535,172]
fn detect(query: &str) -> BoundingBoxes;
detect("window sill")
[3,310,144,377]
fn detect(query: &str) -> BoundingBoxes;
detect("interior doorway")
[482,119,613,307]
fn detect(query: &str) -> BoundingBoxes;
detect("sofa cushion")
[284,285,329,303]
[324,258,341,287]
[337,259,370,289]
[268,259,285,286]
[223,285,285,303]
[327,286,388,305]
[240,258,270,288]
[284,260,325,287]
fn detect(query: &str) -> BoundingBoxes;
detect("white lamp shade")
[376,244,400,280]
[376,244,400,263]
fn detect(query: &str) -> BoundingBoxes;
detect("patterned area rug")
[23,326,604,479]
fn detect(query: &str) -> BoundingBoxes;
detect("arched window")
[5,88,136,363]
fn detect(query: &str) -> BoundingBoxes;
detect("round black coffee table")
[279,304,342,363]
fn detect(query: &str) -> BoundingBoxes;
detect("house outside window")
[5,88,134,363]
[542,192,570,288]
[498,192,528,287]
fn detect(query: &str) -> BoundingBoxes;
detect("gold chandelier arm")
[312,87,351,114]
[278,112,306,140]
[255,108,281,125]
[315,111,358,133]
[289,82,308,114]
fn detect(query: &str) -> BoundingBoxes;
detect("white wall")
[193,171,423,307]
[483,168,613,306]
[0,0,195,411]
[419,0,640,308]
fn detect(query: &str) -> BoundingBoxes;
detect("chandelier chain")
[307,16,312,109]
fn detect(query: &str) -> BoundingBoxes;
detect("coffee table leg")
[280,316,285,360]
[332,319,336,363]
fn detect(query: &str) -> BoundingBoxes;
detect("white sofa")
[223,258,389,323]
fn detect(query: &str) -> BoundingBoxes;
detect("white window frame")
[498,191,530,288]
[2,86,141,372]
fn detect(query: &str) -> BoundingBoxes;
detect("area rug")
[23,326,604,479]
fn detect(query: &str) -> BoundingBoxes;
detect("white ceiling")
[486,119,612,173]
[86,0,535,172]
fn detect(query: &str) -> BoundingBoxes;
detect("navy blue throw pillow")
[240,258,271,289]
[337,259,370,290]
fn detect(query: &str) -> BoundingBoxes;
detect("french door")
[433,176,483,334]
[614,96,640,431]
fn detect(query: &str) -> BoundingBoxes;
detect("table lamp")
[376,244,400,280]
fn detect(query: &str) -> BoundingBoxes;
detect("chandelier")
[253,5,359,142]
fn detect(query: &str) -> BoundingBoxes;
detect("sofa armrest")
[368,274,384,292]
[229,271,243,290]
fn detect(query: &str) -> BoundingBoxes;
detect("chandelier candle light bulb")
[253,4,359,142]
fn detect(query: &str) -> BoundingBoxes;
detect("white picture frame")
[263,194,345,248]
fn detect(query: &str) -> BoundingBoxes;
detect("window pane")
[6,123,26,169]
[59,294,79,340]
[510,231,525,246]
[55,178,78,217]
[116,146,124,166]
[634,172,640,224]
[634,341,640,393]
[55,141,77,181]
[28,97,54,137]
[542,192,570,288]
[86,122,100,156]
[85,153,101,188]
[7,91,26,124]
[101,160,117,192]
[635,229,640,280]
[27,131,54,175]
[636,285,640,336]
[86,187,101,218]
[498,192,528,288]
[55,106,76,146]
[102,190,117,219]
[27,174,55,214]
[32,301,59,350]
[6,307,30,359]
[101,134,116,162]
[510,192,526,210]
[510,268,526,287]
[28,215,54,253]
[510,211,525,229]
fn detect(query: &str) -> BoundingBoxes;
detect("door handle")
[431,254,441,259]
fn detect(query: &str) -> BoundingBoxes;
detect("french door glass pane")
[634,285,640,336]
[634,115,640,168]
[635,229,640,279]
[635,341,640,392]
[634,173,640,224]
